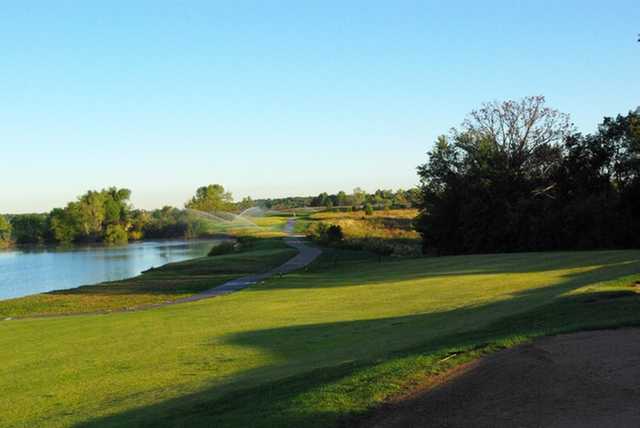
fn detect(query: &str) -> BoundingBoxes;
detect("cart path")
[174,218,322,303]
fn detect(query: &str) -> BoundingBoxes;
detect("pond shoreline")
[0,238,226,301]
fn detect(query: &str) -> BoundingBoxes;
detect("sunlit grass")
[1,249,639,427]
[309,209,420,255]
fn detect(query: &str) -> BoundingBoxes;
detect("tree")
[236,196,255,212]
[10,214,48,244]
[352,188,366,207]
[364,203,374,216]
[128,209,150,240]
[45,187,133,243]
[104,187,131,225]
[0,215,12,247]
[459,96,571,173]
[49,208,78,243]
[336,191,348,206]
[104,224,128,244]
[185,184,233,213]
[416,96,572,254]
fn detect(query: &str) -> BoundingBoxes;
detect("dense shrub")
[208,241,237,256]
[308,223,343,244]
[104,224,128,245]
[364,204,374,216]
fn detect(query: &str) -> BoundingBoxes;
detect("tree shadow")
[73,259,640,428]
[245,249,640,291]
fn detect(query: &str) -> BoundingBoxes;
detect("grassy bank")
[1,248,639,427]
[0,237,296,318]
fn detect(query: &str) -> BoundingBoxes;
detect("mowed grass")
[1,248,639,427]
[0,238,296,318]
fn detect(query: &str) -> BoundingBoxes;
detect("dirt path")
[174,219,321,303]
[364,328,640,428]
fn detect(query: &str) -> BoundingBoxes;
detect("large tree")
[416,96,573,254]
[417,101,640,254]
[185,184,233,213]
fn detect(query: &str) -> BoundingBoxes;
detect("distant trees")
[9,214,48,244]
[0,215,11,247]
[236,197,255,212]
[416,97,640,254]
[186,184,233,213]
[4,185,254,246]
[48,187,132,244]
[5,188,133,245]
[253,187,420,211]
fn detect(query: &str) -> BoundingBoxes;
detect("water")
[0,239,221,300]
[184,208,261,229]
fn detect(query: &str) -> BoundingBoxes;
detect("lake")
[0,239,221,300]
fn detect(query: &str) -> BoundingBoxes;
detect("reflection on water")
[0,240,220,300]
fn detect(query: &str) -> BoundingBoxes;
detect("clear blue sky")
[1,1,639,213]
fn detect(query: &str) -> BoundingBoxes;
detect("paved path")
[174,219,321,303]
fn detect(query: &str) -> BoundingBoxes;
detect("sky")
[1,1,639,213]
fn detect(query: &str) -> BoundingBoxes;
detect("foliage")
[416,98,640,254]
[207,241,238,256]
[42,187,133,244]
[185,184,234,213]
[364,203,373,215]
[104,224,128,245]
[308,223,343,244]
[0,215,12,247]
[9,214,48,244]
[255,187,421,210]
[326,225,343,242]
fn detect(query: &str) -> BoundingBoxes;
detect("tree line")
[0,184,247,246]
[416,96,640,255]
[257,187,422,210]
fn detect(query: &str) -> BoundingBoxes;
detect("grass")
[308,209,421,256]
[0,238,296,318]
[1,247,639,427]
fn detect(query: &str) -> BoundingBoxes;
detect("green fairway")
[1,248,640,427]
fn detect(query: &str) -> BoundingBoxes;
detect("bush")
[364,204,374,216]
[208,241,237,256]
[104,224,128,245]
[236,235,258,248]
[326,225,343,242]
[308,223,343,244]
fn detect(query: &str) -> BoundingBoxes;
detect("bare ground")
[362,329,640,428]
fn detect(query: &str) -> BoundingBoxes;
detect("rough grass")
[309,209,420,256]
[0,238,296,318]
[1,249,639,427]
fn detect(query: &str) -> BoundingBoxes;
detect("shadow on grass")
[247,248,640,291]
[74,259,640,428]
